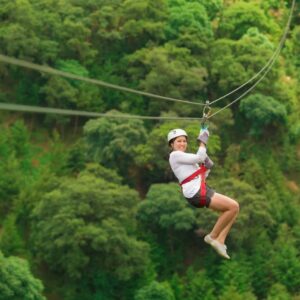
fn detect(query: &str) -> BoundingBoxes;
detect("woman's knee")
[209,193,239,213]
[231,200,239,214]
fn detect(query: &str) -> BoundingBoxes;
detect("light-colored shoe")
[204,234,214,245]
[204,234,227,247]
[204,234,230,259]
[211,240,230,259]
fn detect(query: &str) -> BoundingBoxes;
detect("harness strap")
[180,165,207,207]
[199,169,207,207]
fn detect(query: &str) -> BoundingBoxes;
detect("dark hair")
[168,138,175,147]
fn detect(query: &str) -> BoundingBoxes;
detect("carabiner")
[201,100,211,129]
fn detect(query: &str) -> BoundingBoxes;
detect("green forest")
[0,0,300,299]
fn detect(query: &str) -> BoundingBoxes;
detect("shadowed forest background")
[0,0,300,299]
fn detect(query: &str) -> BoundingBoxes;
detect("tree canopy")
[0,251,45,300]
[0,0,299,299]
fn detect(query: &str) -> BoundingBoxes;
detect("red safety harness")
[180,164,207,207]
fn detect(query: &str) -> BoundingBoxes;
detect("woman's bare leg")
[216,213,238,244]
[208,193,239,244]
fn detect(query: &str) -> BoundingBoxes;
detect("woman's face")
[172,136,187,152]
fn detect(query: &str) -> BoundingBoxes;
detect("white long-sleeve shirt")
[169,147,208,198]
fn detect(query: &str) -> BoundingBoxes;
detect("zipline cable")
[208,0,295,120]
[0,0,295,111]
[0,54,205,107]
[208,0,295,106]
[207,0,295,119]
[0,0,295,121]
[208,56,278,119]
[0,103,201,121]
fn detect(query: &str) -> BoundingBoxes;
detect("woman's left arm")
[196,144,207,162]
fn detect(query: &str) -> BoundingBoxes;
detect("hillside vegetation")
[0,0,299,299]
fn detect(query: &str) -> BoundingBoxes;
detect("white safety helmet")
[167,128,188,143]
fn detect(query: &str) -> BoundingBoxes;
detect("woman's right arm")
[172,146,207,164]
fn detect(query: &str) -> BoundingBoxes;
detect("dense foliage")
[0,0,299,299]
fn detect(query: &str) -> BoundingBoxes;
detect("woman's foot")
[204,234,214,245]
[211,240,230,259]
[204,234,230,259]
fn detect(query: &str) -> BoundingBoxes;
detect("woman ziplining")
[0,3,294,264]
[166,0,295,258]
[168,127,239,259]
